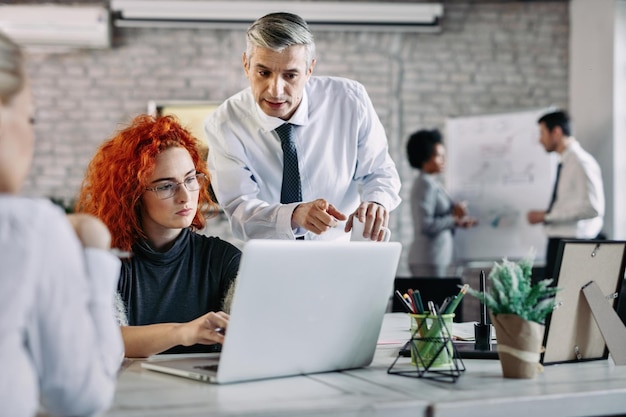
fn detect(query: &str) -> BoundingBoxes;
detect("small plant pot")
[490,312,545,379]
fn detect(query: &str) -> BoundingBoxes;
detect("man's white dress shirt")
[543,139,604,238]
[205,76,401,240]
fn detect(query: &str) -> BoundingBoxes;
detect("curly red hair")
[75,114,217,251]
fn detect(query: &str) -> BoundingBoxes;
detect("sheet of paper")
[452,322,496,341]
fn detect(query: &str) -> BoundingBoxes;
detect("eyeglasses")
[145,173,206,200]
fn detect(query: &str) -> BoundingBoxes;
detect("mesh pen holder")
[388,313,465,383]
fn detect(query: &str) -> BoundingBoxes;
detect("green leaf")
[465,250,561,324]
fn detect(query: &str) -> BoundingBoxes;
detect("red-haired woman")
[76,114,240,358]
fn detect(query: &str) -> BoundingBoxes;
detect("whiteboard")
[445,108,557,264]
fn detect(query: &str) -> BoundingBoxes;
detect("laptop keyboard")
[194,364,219,372]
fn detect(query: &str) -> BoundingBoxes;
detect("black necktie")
[547,162,562,213]
[275,123,302,204]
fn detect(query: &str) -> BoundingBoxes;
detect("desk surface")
[105,314,626,417]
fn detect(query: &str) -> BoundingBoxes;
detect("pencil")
[395,290,414,313]
[407,288,418,314]
[443,284,469,315]
[414,290,425,314]
[403,293,416,313]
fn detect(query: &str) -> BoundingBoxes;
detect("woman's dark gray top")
[118,228,241,353]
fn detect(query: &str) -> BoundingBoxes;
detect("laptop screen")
[215,240,401,383]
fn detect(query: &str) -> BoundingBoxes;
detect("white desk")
[105,314,626,417]
[107,358,426,417]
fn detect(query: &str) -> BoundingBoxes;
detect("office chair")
[393,276,464,322]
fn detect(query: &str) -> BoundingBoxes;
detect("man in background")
[527,110,604,279]
[204,12,401,241]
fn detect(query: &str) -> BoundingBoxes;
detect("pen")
[428,300,437,316]
[395,290,414,313]
[439,296,452,314]
[422,300,450,361]
[214,327,226,335]
[403,293,416,313]
[444,284,469,315]
[423,300,440,346]
[479,270,487,325]
[411,291,422,314]
[414,290,425,314]
[407,288,418,313]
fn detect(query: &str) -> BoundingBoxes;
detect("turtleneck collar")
[132,228,190,265]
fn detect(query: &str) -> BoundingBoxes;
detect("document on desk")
[452,322,496,341]
[377,314,496,343]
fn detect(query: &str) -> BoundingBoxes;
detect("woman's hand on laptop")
[181,311,229,346]
[120,311,230,357]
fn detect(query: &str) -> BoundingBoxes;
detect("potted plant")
[467,250,560,378]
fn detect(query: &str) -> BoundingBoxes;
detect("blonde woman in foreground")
[0,31,123,417]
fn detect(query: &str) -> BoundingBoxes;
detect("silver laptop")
[141,239,402,384]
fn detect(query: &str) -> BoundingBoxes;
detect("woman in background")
[0,31,123,417]
[76,114,240,358]
[406,129,477,277]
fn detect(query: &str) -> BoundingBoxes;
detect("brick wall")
[19,1,569,283]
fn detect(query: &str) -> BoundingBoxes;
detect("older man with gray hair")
[205,12,401,241]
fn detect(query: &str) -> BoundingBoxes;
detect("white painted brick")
[18,1,569,278]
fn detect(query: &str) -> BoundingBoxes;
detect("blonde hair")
[0,31,24,105]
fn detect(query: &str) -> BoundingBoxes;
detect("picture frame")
[148,100,221,160]
[542,240,626,364]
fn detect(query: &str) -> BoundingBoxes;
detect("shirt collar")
[253,86,310,133]
[132,228,190,265]
[560,137,579,161]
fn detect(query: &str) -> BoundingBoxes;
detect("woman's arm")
[67,213,112,250]
[36,211,123,416]
[222,278,237,314]
[121,311,229,358]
